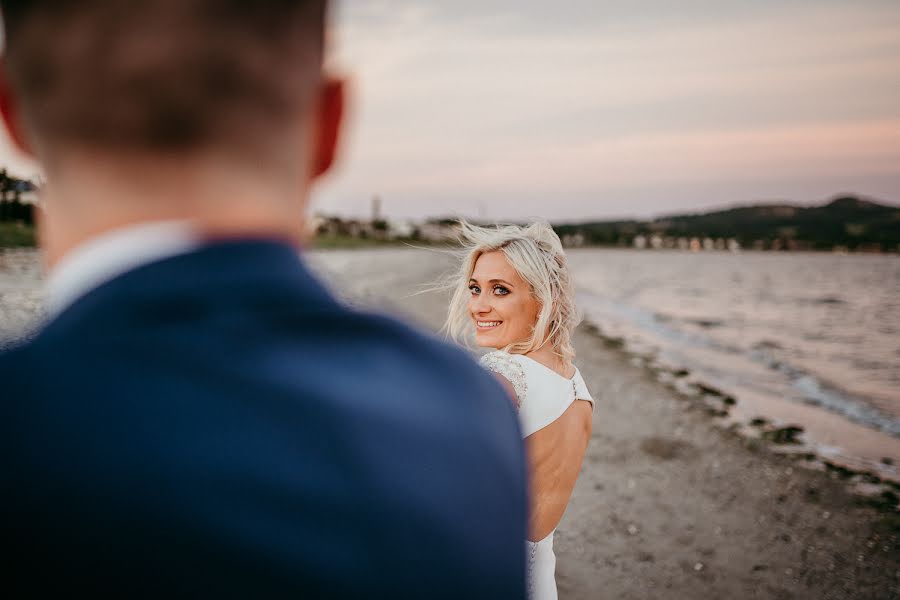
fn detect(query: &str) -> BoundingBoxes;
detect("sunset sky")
[2,0,899,221]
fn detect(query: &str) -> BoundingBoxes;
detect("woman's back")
[480,350,594,600]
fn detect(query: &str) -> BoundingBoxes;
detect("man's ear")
[0,64,34,158]
[310,76,345,180]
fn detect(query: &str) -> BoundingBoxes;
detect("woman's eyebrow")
[469,277,514,287]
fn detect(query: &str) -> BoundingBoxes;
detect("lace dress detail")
[526,540,540,598]
[479,350,528,409]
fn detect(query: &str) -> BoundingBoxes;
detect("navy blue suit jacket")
[1,241,526,598]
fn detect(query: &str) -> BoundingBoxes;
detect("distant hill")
[554,195,900,252]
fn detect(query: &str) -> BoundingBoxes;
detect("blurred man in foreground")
[0,1,526,597]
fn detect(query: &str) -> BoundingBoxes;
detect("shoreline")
[575,312,900,491]
[577,320,900,500]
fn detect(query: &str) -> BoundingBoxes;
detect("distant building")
[387,219,415,239]
[418,221,459,243]
[561,233,585,248]
[633,235,647,249]
[371,195,382,222]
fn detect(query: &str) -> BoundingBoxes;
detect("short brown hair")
[1,0,327,156]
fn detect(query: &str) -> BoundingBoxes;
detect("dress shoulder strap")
[479,350,528,408]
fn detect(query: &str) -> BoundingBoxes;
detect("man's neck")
[38,151,310,269]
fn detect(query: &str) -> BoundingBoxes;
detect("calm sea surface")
[567,249,900,438]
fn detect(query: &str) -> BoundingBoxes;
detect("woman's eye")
[468,285,481,294]
[493,286,510,296]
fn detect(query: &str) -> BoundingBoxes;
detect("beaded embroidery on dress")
[479,350,527,410]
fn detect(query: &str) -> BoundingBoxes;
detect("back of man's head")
[0,0,327,162]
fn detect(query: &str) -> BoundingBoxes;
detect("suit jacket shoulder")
[1,241,527,599]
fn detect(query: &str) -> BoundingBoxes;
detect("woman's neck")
[523,345,575,379]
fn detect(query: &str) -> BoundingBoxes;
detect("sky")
[2,0,899,222]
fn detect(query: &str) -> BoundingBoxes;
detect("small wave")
[791,372,900,438]
[577,290,744,356]
[800,295,846,305]
[748,346,900,436]
[752,339,784,350]
[686,318,724,329]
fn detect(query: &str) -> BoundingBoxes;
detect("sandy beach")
[2,246,899,599]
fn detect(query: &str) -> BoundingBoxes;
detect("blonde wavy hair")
[443,220,579,363]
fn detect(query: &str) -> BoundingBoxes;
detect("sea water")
[568,248,900,476]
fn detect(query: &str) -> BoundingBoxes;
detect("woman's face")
[468,250,541,349]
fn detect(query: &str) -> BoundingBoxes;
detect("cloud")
[315,0,900,219]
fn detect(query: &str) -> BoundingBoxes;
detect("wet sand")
[3,246,899,599]
[308,247,900,600]
[0,249,44,342]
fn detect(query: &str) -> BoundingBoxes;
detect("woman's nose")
[470,293,491,314]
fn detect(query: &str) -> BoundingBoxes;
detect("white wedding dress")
[479,350,594,600]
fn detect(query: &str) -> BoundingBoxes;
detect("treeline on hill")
[0,170,38,247]
[553,196,900,252]
[0,169,37,225]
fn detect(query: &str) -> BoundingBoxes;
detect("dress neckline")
[516,353,577,382]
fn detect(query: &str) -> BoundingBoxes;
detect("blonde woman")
[446,221,594,600]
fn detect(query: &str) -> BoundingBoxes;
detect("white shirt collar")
[45,221,201,319]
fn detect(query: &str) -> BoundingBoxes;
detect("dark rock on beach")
[762,425,805,445]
